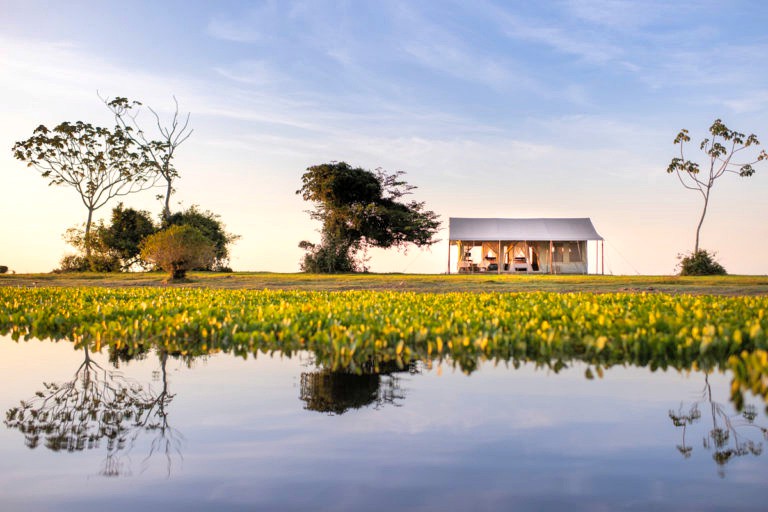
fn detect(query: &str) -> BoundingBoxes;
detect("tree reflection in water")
[3,346,183,477]
[300,359,418,414]
[669,373,767,477]
[7,336,768,479]
[139,350,183,476]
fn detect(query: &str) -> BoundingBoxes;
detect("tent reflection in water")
[448,217,605,274]
[299,361,417,415]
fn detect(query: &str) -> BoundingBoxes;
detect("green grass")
[2,271,768,295]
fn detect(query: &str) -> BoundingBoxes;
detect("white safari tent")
[448,218,605,274]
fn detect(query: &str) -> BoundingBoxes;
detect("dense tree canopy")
[100,203,157,270]
[12,121,155,263]
[59,221,121,272]
[297,162,440,272]
[56,204,236,274]
[164,206,238,271]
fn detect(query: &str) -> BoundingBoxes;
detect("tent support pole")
[601,240,605,275]
[549,240,553,274]
[447,240,451,275]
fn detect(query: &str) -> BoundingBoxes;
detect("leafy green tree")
[164,205,238,271]
[101,203,157,270]
[297,162,440,273]
[298,232,358,273]
[668,119,767,254]
[140,224,216,281]
[104,96,193,220]
[59,221,121,272]
[12,122,156,263]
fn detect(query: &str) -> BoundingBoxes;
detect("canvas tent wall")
[448,217,604,274]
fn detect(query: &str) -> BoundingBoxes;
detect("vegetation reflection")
[300,359,417,414]
[669,373,766,477]
[5,334,768,476]
[4,345,183,477]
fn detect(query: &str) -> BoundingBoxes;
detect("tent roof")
[449,217,603,241]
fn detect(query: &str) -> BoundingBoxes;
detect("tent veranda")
[447,217,605,274]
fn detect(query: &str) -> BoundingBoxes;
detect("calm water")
[1,335,766,512]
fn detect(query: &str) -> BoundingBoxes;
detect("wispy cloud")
[0,36,207,124]
[391,3,542,93]
[206,1,281,43]
[477,1,623,64]
[470,0,768,116]
[627,42,768,106]
[560,0,672,30]
[207,18,263,44]
[722,91,768,114]
[401,40,521,90]
[213,60,288,87]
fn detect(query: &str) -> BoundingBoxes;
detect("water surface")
[1,336,765,511]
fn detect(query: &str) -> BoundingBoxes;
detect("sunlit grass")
[1,271,767,295]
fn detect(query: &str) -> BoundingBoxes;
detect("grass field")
[1,271,768,295]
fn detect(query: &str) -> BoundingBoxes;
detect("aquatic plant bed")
[2,287,767,405]
[3,287,765,358]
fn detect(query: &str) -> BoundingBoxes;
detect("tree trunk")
[162,178,172,221]
[694,187,712,253]
[84,207,94,264]
[171,266,186,281]
[160,351,168,393]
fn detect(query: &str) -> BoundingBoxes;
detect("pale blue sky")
[2,0,767,274]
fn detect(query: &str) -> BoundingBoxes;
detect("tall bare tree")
[667,119,767,253]
[104,96,193,220]
[12,122,156,263]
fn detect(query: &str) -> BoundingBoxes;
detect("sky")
[1,0,767,275]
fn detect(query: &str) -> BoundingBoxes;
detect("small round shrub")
[164,205,238,270]
[140,225,216,281]
[0,266,8,274]
[678,249,727,276]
